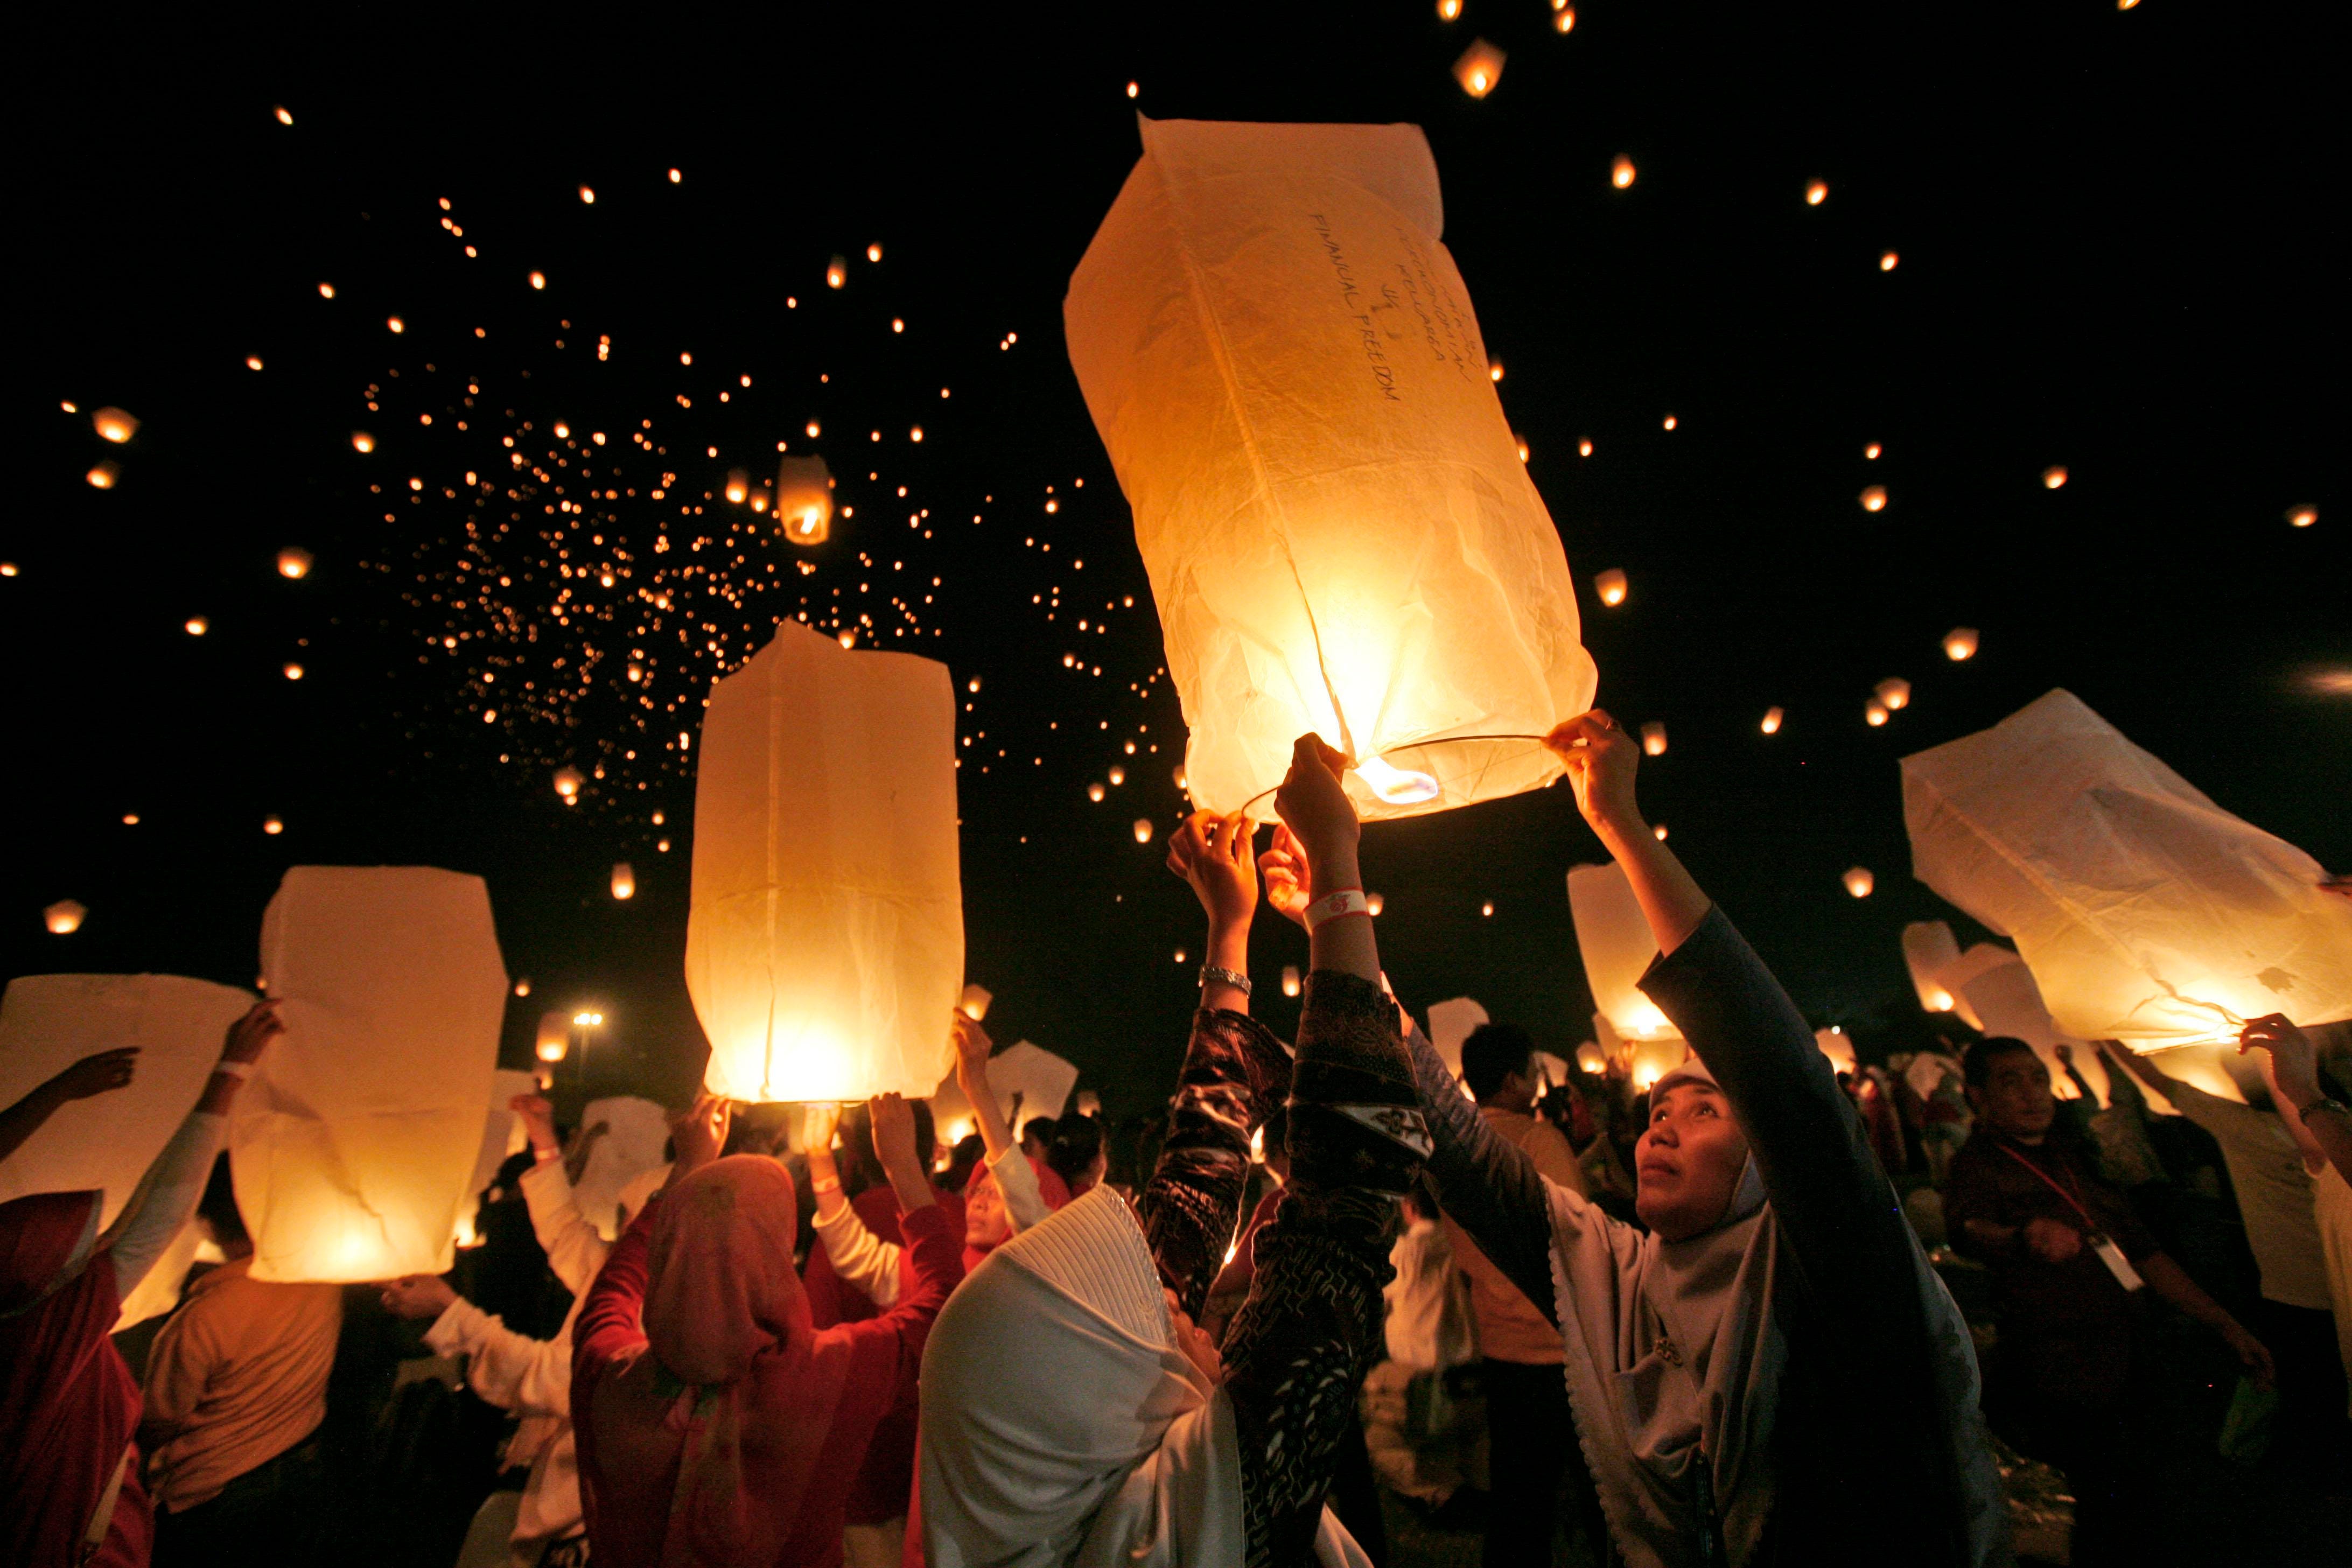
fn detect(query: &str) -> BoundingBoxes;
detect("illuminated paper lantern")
[86,462,120,489]
[115,1221,204,1330]
[1574,1040,1606,1075]
[1875,678,1911,711]
[610,862,635,900]
[1866,699,1889,727]
[959,983,993,1021]
[725,471,750,506]
[456,1068,543,1244]
[1943,627,1978,662]
[776,455,834,545]
[1905,689,2352,1048]
[932,1040,1078,1131]
[535,1010,570,1063]
[45,899,87,935]
[1567,863,1676,1041]
[553,767,584,802]
[1066,118,1596,823]
[233,868,505,1282]
[1761,706,1784,736]
[1594,569,1627,606]
[572,1096,671,1240]
[2285,505,2316,529]
[93,407,139,443]
[1860,486,1886,512]
[1815,1029,1856,1075]
[1424,997,1489,1081]
[827,256,848,289]
[1281,965,1301,998]
[1901,921,1962,1012]
[1843,866,1875,898]
[1132,818,1154,844]
[2041,466,2068,490]
[0,975,255,1228]
[277,548,313,579]
[687,620,961,1102]
[1366,891,1384,916]
[1452,39,1506,97]
[1805,179,1828,206]
[1611,156,1636,190]
[1641,722,1667,757]
[1532,1051,1569,1088]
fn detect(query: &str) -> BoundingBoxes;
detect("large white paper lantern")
[233,866,507,1282]
[1900,921,1962,1012]
[1904,689,2352,1050]
[572,1095,673,1240]
[687,620,962,1102]
[1567,863,1677,1042]
[1066,117,1596,822]
[1946,953,2116,1104]
[929,1040,1079,1136]
[0,974,255,1227]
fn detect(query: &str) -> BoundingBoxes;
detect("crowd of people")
[4,711,2348,1567]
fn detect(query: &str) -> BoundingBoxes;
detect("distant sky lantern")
[578,185,594,204]
[1126,81,1139,99]
[86,462,119,489]
[2042,466,2068,489]
[867,243,884,262]
[1662,414,1677,431]
[553,766,584,802]
[1761,706,1784,734]
[1108,765,1126,785]
[263,817,284,835]
[1087,782,1105,802]
[1067,119,1595,824]
[1904,688,2352,1049]
[688,621,962,1102]
[1132,818,1154,844]
[44,899,87,935]
[93,407,138,443]
[1488,360,1503,381]
[775,454,834,545]
[1482,901,1495,918]
[1452,39,1506,97]
[1641,721,1667,757]
[274,106,292,124]
[529,271,546,290]
[1843,866,1875,898]
[1172,764,1187,790]
[1595,568,1628,606]
[1578,438,1593,457]
[185,617,208,636]
[282,663,304,682]
[1367,892,1384,915]
[277,548,313,579]
[1576,1041,1605,1074]
[1553,4,1576,31]
[1815,1028,1857,1076]
[1514,433,1530,463]
[1865,699,1889,727]
[724,470,749,505]
[351,432,375,453]
[1282,965,1302,997]
[387,317,404,334]
[1901,920,1963,1013]
[1879,251,1899,271]
[1612,156,1636,189]
[1805,179,1828,205]
[1944,626,1979,661]
[317,283,334,298]
[827,256,848,290]
[2286,505,2317,529]
[610,862,635,900]
[1437,0,1460,17]
[837,631,856,649]
[535,1009,570,1062]
[1865,443,1882,459]
[1860,485,1887,512]
[959,984,992,1021]
[514,978,531,997]
[1875,677,1912,711]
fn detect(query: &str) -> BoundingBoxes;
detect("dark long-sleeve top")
[1410,905,1998,1567]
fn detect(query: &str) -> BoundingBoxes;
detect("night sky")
[11,5,2346,1123]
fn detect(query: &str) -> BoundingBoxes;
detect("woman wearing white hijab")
[921,736,1428,1567]
[1394,712,2008,1568]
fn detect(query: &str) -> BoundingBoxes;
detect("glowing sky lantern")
[1612,156,1636,189]
[1452,39,1506,97]
[1866,699,1889,727]
[1901,920,1963,1012]
[535,1009,571,1063]
[1875,677,1911,711]
[1132,818,1154,844]
[553,766,584,802]
[1108,765,1126,786]
[1595,568,1628,606]
[1437,0,1460,17]
[1805,179,1828,206]
[775,454,834,545]
[959,983,993,1021]
[1944,627,1979,662]
[610,862,635,900]
[93,407,139,443]
[1575,1040,1606,1074]
[1843,866,1875,898]
[43,899,87,935]
[1087,782,1105,802]
[1066,119,1595,823]
[1568,862,1678,1044]
[277,547,313,579]
[1903,688,2352,1049]
[86,463,120,489]
[1880,251,1899,271]
[351,432,375,453]
[1366,891,1384,915]
[724,470,749,505]
[827,256,848,290]
[1815,1028,1857,1075]
[688,620,961,1102]
[1282,965,1301,998]
[529,271,547,290]
[2042,466,2068,489]
[1761,706,1784,735]
[1641,721,1667,757]
[1860,486,1887,512]
[1553,4,1576,32]
[233,866,506,1282]
[2286,505,2317,529]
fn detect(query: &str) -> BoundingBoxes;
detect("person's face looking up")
[1634,1081,1751,1241]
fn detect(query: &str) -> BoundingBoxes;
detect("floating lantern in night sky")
[1761,706,1784,734]
[1902,921,1962,1012]
[1132,817,1154,844]
[86,463,119,489]
[1282,965,1301,997]
[610,862,635,900]
[277,548,313,579]
[1944,627,1979,661]
[1453,39,1504,97]
[776,454,834,544]
[535,1010,570,1063]
[1875,678,1911,711]
[1860,486,1887,512]
[44,899,87,935]
[1595,568,1628,606]
[827,256,848,290]
[1641,722,1668,757]
[553,766,584,802]
[1612,156,1637,188]
[93,407,138,443]
[1843,866,1875,898]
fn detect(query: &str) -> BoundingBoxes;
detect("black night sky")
[10,4,2346,1122]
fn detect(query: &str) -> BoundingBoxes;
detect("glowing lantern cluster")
[43,899,87,934]
[277,548,313,579]
[1903,688,2352,1049]
[1943,627,1979,662]
[610,862,635,900]
[1065,118,1595,823]
[1843,866,1875,899]
[93,407,139,443]
[687,621,962,1102]
[1452,39,1505,97]
[233,866,507,1282]
[775,454,834,545]
[1595,568,1628,606]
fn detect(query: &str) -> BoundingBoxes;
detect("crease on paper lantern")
[1903,689,2352,1051]
[1066,116,1596,823]
[572,1095,673,1240]
[687,620,962,1102]
[235,866,507,1282]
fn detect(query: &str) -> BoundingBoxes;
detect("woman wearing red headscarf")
[572,1090,961,1568]
[1,1002,282,1568]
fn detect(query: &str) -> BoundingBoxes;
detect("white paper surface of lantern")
[0,974,255,1227]
[1934,942,2024,1033]
[1567,863,1676,1042]
[114,1220,204,1331]
[1066,117,1596,823]
[233,866,507,1283]
[572,1095,673,1240]
[1947,954,2115,1104]
[1574,1041,1607,1074]
[535,1010,571,1063]
[1815,1029,1857,1075]
[1532,1050,1570,1088]
[687,620,962,1103]
[930,1040,1079,1131]
[1423,997,1490,1080]
[455,1068,543,1245]
[1900,921,1963,1012]
[1903,689,2352,1049]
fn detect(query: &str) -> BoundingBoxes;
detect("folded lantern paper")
[0,974,256,1227]
[687,620,963,1102]
[1066,117,1597,821]
[233,866,507,1282]
[572,1095,673,1240]
[1903,689,2352,1049]
[1567,863,1679,1044]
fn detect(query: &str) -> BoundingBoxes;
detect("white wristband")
[212,1060,256,1080]
[1303,888,1371,933]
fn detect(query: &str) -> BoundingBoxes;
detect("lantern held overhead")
[1066,118,1596,823]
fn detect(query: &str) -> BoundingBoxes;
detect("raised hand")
[2239,1014,2324,1111]
[802,1101,842,1156]
[870,1092,939,1212]
[53,1048,139,1101]
[1544,710,1645,844]
[509,1094,560,1156]
[380,1273,458,1320]
[1272,733,1357,886]
[1166,810,1259,932]
[1257,824,1312,930]
[669,1093,732,1179]
[220,1000,285,1066]
[949,1012,993,1084]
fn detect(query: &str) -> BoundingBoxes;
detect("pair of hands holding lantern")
[804,1091,936,1219]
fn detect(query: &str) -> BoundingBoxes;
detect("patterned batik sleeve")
[1137,1005,1295,1321]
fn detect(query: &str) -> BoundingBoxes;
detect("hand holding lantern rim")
[510,1094,561,1159]
[2238,1014,2325,1112]
[869,1092,937,1213]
